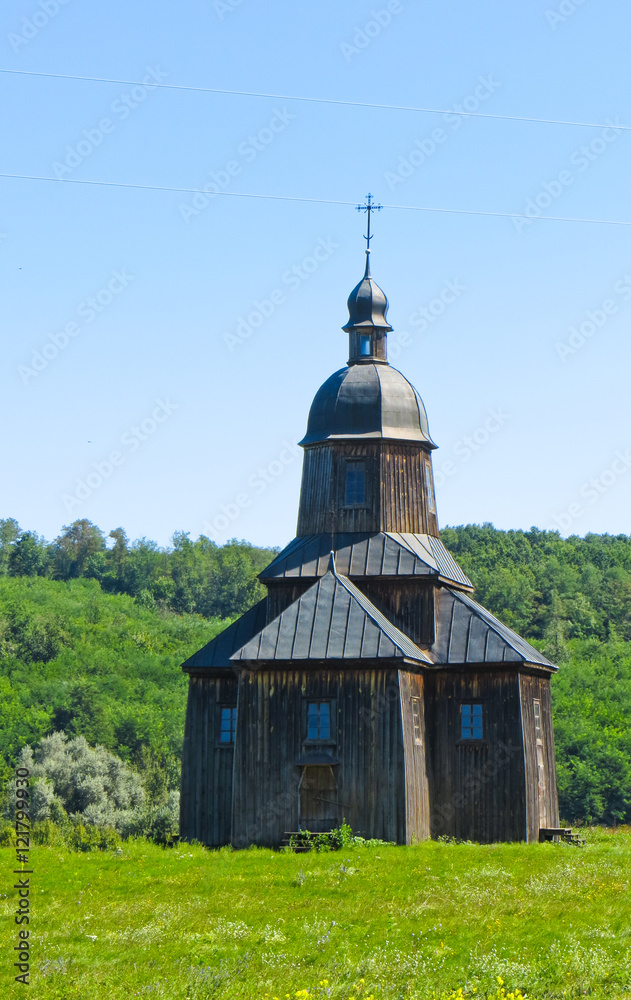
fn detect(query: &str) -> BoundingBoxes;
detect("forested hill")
[1,518,631,825]
[2,517,630,647]
[441,524,631,648]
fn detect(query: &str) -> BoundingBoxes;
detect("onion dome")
[299,362,437,447]
[343,254,393,332]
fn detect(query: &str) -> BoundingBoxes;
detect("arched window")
[359,334,371,356]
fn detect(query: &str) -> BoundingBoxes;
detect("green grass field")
[2,828,630,1000]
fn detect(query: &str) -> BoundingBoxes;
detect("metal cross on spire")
[356,193,382,258]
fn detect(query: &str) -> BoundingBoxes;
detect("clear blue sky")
[2,0,631,550]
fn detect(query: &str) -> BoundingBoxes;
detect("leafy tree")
[8,531,48,577]
[19,733,144,831]
[0,518,21,575]
[52,520,106,580]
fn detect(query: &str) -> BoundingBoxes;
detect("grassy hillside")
[2,829,630,999]
[0,576,226,785]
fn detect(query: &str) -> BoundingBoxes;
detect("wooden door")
[298,766,338,832]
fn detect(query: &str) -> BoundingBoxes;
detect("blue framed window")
[345,461,366,505]
[307,702,331,741]
[219,706,237,744]
[460,703,483,741]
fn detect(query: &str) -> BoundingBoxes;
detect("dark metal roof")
[259,532,473,590]
[431,589,556,669]
[342,256,393,332]
[182,598,267,671]
[299,363,437,447]
[231,568,432,665]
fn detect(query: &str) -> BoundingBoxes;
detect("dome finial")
[356,192,381,275]
[344,194,392,347]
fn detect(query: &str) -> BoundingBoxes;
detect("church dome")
[343,261,393,332]
[299,362,437,447]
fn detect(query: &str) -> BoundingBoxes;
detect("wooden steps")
[539,827,585,846]
[281,832,314,852]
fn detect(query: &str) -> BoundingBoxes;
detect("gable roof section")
[259,532,472,590]
[182,598,268,671]
[231,568,432,664]
[431,589,556,669]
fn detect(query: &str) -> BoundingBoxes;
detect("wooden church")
[180,208,559,847]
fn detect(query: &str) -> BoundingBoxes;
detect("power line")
[0,67,628,133]
[2,171,631,227]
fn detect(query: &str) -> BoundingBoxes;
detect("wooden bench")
[539,827,585,846]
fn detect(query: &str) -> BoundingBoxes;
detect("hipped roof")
[231,567,432,665]
[259,532,472,590]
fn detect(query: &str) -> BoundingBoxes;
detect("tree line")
[0,517,275,619]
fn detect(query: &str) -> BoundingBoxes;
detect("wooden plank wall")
[231,667,407,847]
[398,670,430,842]
[359,581,435,645]
[519,673,560,839]
[424,671,527,843]
[380,444,439,536]
[265,582,312,622]
[180,675,237,846]
[297,442,439,536]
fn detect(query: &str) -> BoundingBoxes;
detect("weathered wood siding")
[380,444,439,535]
[398,670,430,842]
[424,671,527,843]
[231,667,407,847]
[297,442,438,536]
[180,674,237,846]
[359,580,435,645]
[265,581,312,622]
[519,673,559,839]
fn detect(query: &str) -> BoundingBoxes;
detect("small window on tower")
[219,706,237,744]
[460,703,483,741]
[423,458,436,513]
[344,461,366,505]
[359,334,371,356]
[306,702,331,741]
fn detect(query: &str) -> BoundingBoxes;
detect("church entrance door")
[298,765,338,832]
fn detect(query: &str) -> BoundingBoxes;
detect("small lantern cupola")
[343,194,392,365]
